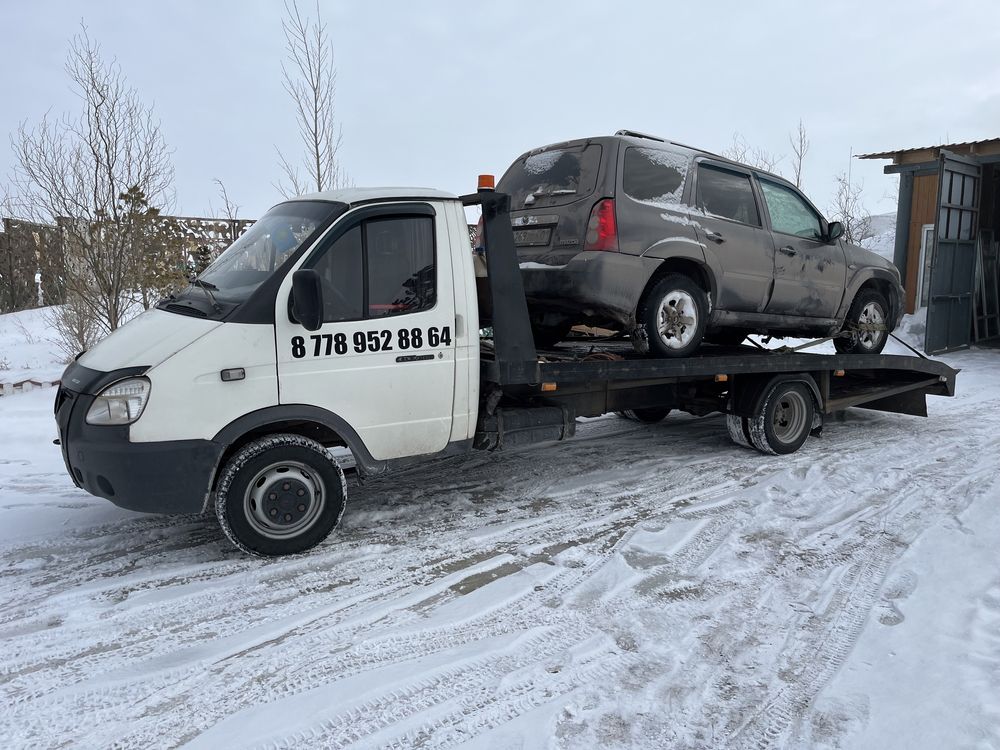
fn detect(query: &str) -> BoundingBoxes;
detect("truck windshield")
[195,201,336,304]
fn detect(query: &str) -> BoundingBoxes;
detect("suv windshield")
[195,201,336,304]
[498,144,602,209]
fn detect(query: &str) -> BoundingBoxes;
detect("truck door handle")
[704,230,725,243]
[778,246,797,257]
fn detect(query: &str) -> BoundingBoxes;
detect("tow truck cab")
[55,188,491,549]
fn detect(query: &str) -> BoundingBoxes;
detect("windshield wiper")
[189,277,222,313]
[524,188,577,206]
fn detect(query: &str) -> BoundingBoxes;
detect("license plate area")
[512,227,552,247]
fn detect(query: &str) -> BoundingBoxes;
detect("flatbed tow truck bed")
[471,188,958,454]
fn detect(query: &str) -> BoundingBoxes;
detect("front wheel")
[215,434,347,556]
[636,273,708,358]
[834,289,890,355]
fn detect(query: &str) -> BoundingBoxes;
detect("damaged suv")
[498,131,903,356]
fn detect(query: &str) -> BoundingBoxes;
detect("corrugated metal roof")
[858,137,1000,159]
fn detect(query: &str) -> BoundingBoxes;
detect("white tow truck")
[54,183,958,556]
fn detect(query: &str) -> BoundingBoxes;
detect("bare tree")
[9,25,175,338]
[788,119,809,189]
[275,0,347,197]
[723,132,782,174]
[213,178,241,221]
[830,172,873,246]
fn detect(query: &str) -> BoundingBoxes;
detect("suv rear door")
[757,177,847,319]
[498,141,607,266]
[691,160,775,313]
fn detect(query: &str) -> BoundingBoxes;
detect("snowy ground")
[1,313,998,749]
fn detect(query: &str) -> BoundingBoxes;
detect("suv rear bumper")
[519,251,658,327]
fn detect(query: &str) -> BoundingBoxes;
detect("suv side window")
[310,215,435,322]
[695,165,760,226]
[759,179,825,240]
[623,147,689,204]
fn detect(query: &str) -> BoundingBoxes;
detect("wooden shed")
[859,139,1000,353]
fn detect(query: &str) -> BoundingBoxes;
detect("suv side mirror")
[827,221,845,243]
[291,269,323,331]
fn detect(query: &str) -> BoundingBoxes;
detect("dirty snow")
[0,310,998,749]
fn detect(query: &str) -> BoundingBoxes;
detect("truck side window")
[696,165,761,227]
[314,225,364,322]
[365,216,435,318]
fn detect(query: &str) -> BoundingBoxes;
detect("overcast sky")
[3,0,999,221]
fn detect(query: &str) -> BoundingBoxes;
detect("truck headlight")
[86,378,151,425]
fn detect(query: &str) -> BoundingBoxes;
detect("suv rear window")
[498,144,603,209]
[623,147,689,204]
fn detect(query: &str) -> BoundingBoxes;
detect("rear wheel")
[617,407,671,423]
[636,273,708,358]
[215,434,347,556]
[747,382,815,455]
[834,288,889,355]
[726,413,753,448]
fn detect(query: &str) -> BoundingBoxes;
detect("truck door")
[757,177,847,320]
[275,202,457,460]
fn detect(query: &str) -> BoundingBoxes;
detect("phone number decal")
[290,326,452,359]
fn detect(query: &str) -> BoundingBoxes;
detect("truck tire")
[215,433,347,557]
[834,288,889,355]
[637,273,708,358]
[747,382,814,455]
[618,407,671,423]
[726,413,753,448]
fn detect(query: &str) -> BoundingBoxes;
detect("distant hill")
[865,212,896,239]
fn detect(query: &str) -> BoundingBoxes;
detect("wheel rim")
[856,301,886,350]
[244,460,325,540]
[772,390,809,444]
[655,290,698,349]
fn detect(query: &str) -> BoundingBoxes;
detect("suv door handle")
[704,230,725,243]
[778,245,797,256]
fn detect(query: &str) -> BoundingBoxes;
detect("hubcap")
[244,461,325,539]
[656,290,698,349]
[772,390,809,444]
[856,302,886,350]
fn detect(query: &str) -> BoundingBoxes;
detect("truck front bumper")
[55,365,223,515]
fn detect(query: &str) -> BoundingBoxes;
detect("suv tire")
[834,288,890,355]
[636,273,708,358]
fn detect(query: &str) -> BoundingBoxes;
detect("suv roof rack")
[615,129,666,143]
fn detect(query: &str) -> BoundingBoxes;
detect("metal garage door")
[925,151,980,354]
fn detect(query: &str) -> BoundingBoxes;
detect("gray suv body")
[497,131,904,356]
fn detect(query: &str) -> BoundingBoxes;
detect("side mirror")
[827,221,844,243]
[291,269,323,331]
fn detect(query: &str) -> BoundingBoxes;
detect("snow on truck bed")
[0,315,999,748]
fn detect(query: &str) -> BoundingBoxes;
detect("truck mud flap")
[474,406,575,451]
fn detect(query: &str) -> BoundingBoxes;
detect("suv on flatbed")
[497,130,904,356]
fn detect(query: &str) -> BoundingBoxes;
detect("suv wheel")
[834,289,889,355]
[636,273,708,358]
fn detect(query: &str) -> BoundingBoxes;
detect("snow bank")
[0,307,68,385]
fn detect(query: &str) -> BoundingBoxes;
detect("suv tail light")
[584,198,619,252]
